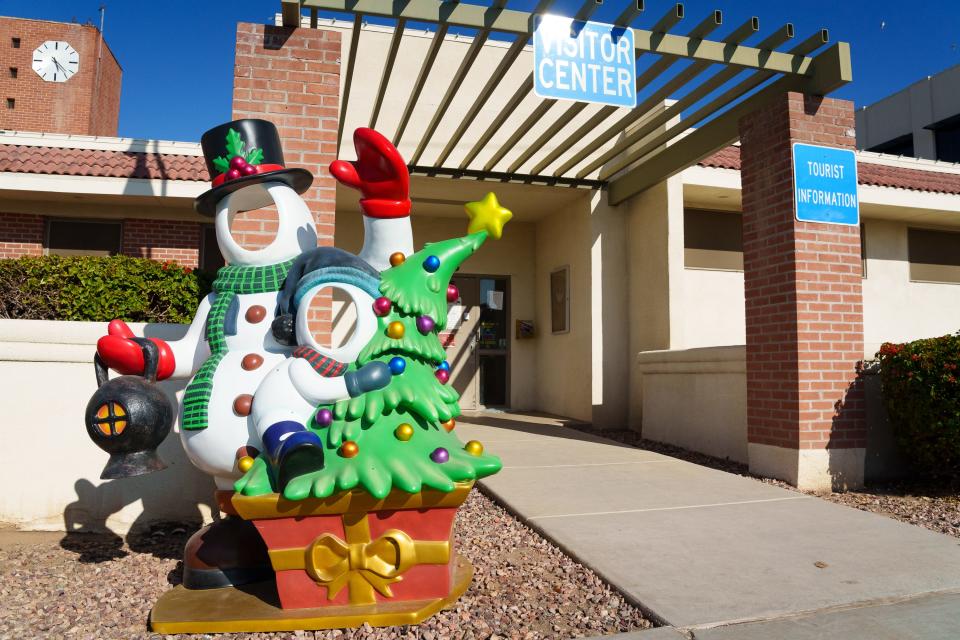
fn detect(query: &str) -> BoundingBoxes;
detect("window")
[200,224,225,272]
[684,209,743,270]
[9,67,17,78]
[930,114,960,163]
[5,98,13,110]
[907,227,960,284]
[867,133,914,157]
[46,219,122,256]
[11,38,20,49]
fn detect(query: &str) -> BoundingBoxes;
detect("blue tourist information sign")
[533,15,637,108]
[793,143,859,226]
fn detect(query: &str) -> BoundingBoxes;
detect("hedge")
[0,256,214,324]
[877,334,960,477]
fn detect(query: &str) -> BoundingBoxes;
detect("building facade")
[5,12,960,532]
[856,63,960,162]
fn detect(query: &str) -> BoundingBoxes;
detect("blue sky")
[5,0,960,142]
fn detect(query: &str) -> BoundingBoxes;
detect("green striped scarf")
[181,260,293,431]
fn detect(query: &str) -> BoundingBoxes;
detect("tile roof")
[0,144,209,182]
[698,146,960,196]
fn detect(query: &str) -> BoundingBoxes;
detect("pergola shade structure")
[281,0,851,204]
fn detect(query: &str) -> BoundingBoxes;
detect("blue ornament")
[388,356,407,375]
[423,255,441,273]
[437,360,450,372]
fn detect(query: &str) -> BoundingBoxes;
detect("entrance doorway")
[446,275,510,411]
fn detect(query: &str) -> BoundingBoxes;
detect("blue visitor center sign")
[533,15,637,109]
[793,143,859,226]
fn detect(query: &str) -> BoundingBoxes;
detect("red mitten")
[96,319,176,380]
[329,127,410,219]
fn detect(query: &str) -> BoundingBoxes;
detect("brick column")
[739,92,866,491]
[232,23,341,339]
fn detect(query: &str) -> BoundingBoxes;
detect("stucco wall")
[679,268,746,348]
[675,219,960,354]
[862,220,960,355]
[0,320,216,534]
[535,196,593,422]
[335,212,539,411]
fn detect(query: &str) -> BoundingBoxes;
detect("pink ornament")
[230,156,248,170]
[416,315,435,334]
[435,369,450,384]
[226,168,242,180]
[373,297,392,317]
[446,284,459,303]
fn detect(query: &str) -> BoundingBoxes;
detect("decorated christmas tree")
[236,194,513,501]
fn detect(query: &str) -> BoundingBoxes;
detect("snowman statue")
[92,120,414,590]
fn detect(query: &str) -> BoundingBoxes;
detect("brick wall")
[232,23,341,339]
[0,17,121,136]
[0,212,44,258]
[121,219,201,268]
[739,92,865,452]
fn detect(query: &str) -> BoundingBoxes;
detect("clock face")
[32,41,79,83]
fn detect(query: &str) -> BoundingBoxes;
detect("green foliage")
[0,255,213,324]
[877,334,960,477]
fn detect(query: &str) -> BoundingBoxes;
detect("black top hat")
[195,119,313,216]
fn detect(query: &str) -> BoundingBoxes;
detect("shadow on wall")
[59,335,217,563]
[60,420,216,563]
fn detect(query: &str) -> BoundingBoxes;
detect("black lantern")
[85,339,174,479]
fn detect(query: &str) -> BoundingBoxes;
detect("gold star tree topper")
[465,192,513,240]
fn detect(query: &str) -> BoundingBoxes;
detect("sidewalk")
[458,413,960,639]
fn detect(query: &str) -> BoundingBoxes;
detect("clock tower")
[0,16,121,136]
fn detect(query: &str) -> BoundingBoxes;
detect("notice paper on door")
[486,290,504,310]
[447,304,465,329]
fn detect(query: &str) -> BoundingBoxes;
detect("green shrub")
[877,334,960,477]
[0,255,214,324]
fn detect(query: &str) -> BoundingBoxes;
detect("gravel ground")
[0,490,651,640]
[576,426,960,540]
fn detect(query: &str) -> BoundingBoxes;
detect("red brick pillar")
[739,92,865,491]
[232,23,341,340]
[0,212,44,258]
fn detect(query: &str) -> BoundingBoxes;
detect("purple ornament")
[430,447,449,464]
[316,408,333,427]
[416,315,436,334]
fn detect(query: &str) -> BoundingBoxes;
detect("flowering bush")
[877,334,960,476]
[0,255,213,324]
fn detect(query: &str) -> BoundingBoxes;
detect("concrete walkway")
[458,413,960,639]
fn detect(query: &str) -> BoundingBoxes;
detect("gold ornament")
[340,440,360,458]
[387,321,405,339]
[389,252,406,267]
[464,440,484,456]
[394,423,414,441]
[465,192,512,240]
[237,455,255,473]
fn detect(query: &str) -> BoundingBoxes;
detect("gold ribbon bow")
[268,512,450,605]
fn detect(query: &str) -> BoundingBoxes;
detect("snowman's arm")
[289,357,392,405]
[166,294,213,379]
